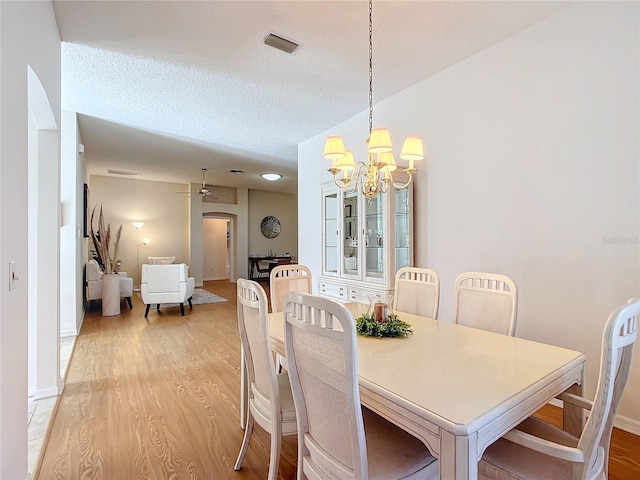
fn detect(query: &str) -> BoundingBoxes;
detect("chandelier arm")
[330,162,367,192]
[331,174,351,190]
[388,169,416,189]
[380,178,390,194]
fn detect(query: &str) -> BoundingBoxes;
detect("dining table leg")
[563,381,584,437]
[440,430,478,480]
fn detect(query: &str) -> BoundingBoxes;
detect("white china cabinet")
[319,180,414,303]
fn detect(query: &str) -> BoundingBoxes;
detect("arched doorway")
[203,212,237,282]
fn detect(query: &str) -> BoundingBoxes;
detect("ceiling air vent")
[108,169,141,177]
[263,32,301,55]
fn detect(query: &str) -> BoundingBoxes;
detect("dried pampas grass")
[90,205,122,274]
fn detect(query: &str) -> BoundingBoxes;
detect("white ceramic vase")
[102,273,121,316]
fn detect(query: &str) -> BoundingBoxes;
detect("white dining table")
[267,303,586,480]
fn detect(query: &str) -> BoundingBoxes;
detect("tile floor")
[27,336,76,475]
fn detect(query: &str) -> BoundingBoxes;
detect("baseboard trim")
[61,336,78,383]
[615,413,640,436]
[204,276,228,281]
[61,310,84,338]
[32,386,60,400]
[547,399,640,435]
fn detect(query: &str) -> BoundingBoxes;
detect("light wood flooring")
[37,280,640,479]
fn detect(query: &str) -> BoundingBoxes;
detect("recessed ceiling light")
[261,173,282,181]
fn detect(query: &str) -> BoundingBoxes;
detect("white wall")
[203,218,229,280]
[89,176,189,287]
[299,2,640,425]
[60,111,86,336]
[0,1,60,477]
[248,190,298,258]
[28,100,61,400]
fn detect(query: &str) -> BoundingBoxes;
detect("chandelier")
[323,0,424,201]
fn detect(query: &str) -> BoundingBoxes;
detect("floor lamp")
[132,222,145,290]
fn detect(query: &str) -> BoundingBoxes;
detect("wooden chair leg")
[234,413,255,471]
[125,297,132,309]
[180,303,185,316]
[188,297,193,309]
[157,304,160,310]
[144,304,150,318]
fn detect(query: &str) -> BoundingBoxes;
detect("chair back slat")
[453,272,518,336]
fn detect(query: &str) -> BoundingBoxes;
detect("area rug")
[137,288,228,308]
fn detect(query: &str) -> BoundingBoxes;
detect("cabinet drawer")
[318,280,347,301]
[348,287,386,304]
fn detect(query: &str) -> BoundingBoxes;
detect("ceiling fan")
[177,168,214,197]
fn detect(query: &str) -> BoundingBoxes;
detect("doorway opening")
[203,214,236,282]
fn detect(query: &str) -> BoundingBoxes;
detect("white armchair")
[141,263,195,317]
[86,259,134,311]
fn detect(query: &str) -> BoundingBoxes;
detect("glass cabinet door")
[364,193,384,280]
[343,192,359,277]
[323,190,339,275]
[394,188,411,270]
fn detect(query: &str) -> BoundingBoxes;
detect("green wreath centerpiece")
[355,313,413,338]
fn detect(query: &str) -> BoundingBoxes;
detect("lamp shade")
[399,137,424,161]
[376,152,397,172]
[324,136,347,159]
[132,221,144,229]
[368,128,393,153]
[335,151,356,172]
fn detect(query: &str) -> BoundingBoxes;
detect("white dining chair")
[234,279,297,480]
[283,291,439,480]
[453,271,518,336]
[394,267,440,318]
[270,263,313,313]
[270,264,313,372]
[479,298,639,480]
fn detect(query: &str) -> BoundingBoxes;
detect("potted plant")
[90,205,122,316]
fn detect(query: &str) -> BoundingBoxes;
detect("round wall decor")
[260,215,281,238]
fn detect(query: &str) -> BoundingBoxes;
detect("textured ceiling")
[54,1,568,194]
